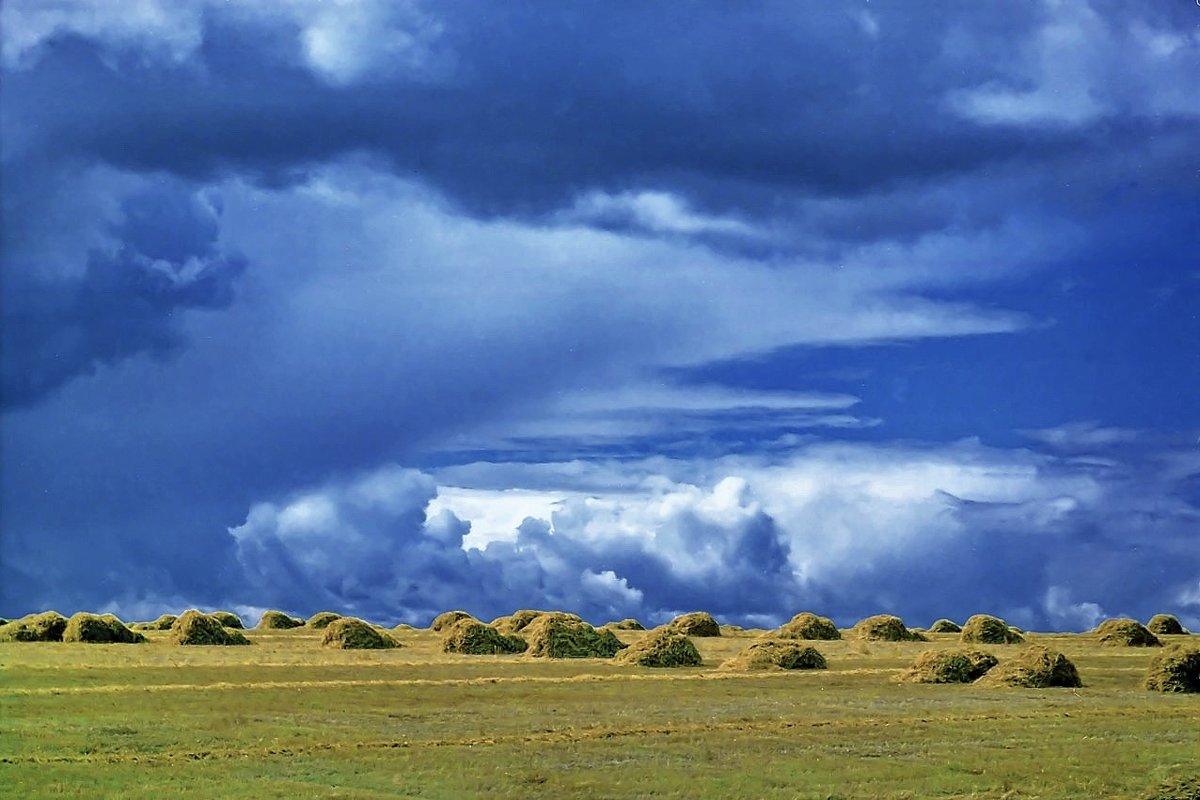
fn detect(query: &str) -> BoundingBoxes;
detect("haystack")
[1147,614,1188,636]
[851,614,926,642]
[321,617,401,649]
[0,611,69,642]
[441,619,527,655]
[491,610,580,635]
[211,611,244,629]
[959,614,1024,644]
[306,611,343,629]
[898,648,998,684]
[172,611,251,645]
[1093,618,1161,647]
[63,613,145,644]
[523,614,626,658]
[257,610,304,629]
[1140,776,1200,800]
[603,618,646,631]
[430,610,476,632]
[668,611,721,637]
[132,614,177,631]
[720,639,826,671]
[1143,645,1200,693]
[775,612,841,640]
[929,619,961,633]
[977,646,1081,688]
[614,629,701,667]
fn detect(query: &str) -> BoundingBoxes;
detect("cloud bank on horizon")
[1,1,1197,630]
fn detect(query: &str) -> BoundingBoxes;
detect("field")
[1,625,1197,799]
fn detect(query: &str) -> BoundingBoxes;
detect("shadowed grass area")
[2,626,1198,798]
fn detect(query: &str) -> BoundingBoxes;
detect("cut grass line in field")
[0,703,1172,766]
[0,666,902,697]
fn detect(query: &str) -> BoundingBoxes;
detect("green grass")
[1,628,1197,798]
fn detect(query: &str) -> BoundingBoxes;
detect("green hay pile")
[898,648,998,684]
[131,614,178,631]
[491,610,580,635]
[775,612,841,640]
[614,628,701,668]
[1093,617,1162,647]
[668,611,722,637]
[171,611,251,646]
[720,639,826,671]
[257,610,304,629]
[1141,775,1200,800]
[211,611,244,629]
[430,610,476,632]
[321,617,401,650]
[0,611,69,642]
[306,611,343,629]
[441,619,528,655]
[63,613,145,644]
[959,614,1024,644]
[1147,614,1188,636]
[603,618,646,631]
[851,614,926,642]
[1143,645,1200,693]
[929,619,961,633]
[977,646,1081,688]
[523,615,627,658]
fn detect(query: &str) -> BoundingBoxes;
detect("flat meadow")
[1,622,1197,799]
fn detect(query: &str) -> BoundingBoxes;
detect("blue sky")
[2,1,1197,630]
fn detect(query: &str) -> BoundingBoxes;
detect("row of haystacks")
[898,646,1079,688]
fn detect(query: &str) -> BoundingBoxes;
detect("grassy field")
[1,625,1196,799]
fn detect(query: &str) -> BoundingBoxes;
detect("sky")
[1,0,1197,631]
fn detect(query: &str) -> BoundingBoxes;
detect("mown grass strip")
[2,703,1176,766]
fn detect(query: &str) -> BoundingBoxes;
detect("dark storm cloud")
[1,3,1139,220]
[1,182,245,408]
